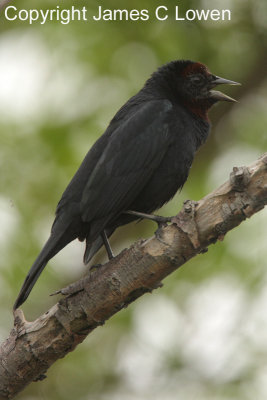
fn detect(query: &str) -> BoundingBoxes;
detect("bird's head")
[180,61,240,104]
[148,60,240,119]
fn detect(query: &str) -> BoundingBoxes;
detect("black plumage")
[14,59,239,309]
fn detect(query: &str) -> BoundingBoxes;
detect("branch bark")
[1,154,267,399]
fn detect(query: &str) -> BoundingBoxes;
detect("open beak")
[210,75,241,102]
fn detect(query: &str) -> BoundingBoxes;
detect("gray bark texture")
[1,154,267,399]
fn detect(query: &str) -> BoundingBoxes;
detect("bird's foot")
[101,230,114,260]
[124,210,173,229]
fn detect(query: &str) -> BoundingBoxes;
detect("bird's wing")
[81,99,173,228]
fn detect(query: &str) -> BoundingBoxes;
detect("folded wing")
[81,99,173,240]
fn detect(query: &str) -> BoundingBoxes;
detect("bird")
[13,59,240,310]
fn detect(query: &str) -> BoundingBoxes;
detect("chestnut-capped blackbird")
[14,59,240,309]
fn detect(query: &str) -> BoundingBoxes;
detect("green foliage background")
[0,0,267,399]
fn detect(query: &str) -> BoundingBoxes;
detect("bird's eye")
[191,75,202,85]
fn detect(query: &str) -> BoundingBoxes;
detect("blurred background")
[0,0,267,399]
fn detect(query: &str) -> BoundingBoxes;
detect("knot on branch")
[13,309,32,337]
[230,166,251,191]
[171,199,200,249]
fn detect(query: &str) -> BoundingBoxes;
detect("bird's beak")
[210,90,237,103]
[209,75,241,102]
[213,76,240,86]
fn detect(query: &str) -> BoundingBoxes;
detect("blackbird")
[14,59,240,309]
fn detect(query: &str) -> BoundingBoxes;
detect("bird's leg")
[101,230,114,260]
[124,210,172,228]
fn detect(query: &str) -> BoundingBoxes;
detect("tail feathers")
[14,231,74,310]
[83,228,115,265]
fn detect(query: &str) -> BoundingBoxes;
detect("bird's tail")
[13,229,75,310]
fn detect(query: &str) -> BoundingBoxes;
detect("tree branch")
[1,154,267,399]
